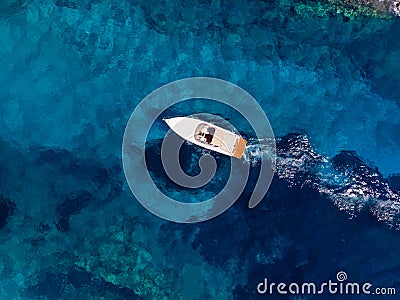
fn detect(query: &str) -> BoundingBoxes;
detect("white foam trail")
[244,138,276,167]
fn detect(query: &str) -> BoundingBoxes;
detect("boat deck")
[211,129,237,152]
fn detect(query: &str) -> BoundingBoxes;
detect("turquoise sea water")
[0,0,400,299]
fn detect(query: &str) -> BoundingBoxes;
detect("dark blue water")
[0,0,399,299]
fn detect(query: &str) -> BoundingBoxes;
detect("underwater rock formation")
[56,190,96,232]
[25,266,140,299]
[0,195,15,230]
[292,0,398,18]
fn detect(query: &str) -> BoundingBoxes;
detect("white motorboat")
[164,116,247,159]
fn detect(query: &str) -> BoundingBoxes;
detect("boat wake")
[245,133,400,229]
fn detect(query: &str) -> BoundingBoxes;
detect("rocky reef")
[0,195,15,230]
[292,0,399,19]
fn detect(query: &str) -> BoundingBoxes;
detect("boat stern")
[233,137,247,159]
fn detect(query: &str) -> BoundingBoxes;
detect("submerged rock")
[56,190,95,232]
[0,195,15,230]
[292,0,396,19]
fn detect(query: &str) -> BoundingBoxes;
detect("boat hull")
[164,117,246,158]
